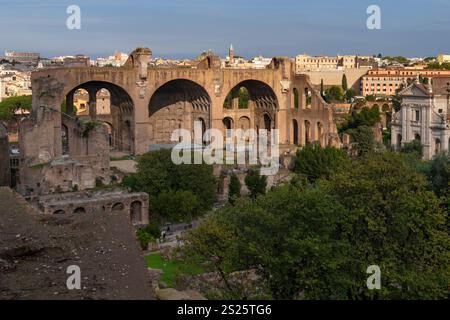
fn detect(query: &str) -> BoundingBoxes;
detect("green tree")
[152,190,200,222]
[425,152,450,198]
[340,106,381,132]
[0,95,32,122]
[320,79,324,98]
[228,173,241,204]
[183,152,450,300]
[342,74,348,92]
[401,140,423,159]
[244,169,267,200]
[345,88,355,102]
[294,144,350,183]
[348,125,376,157]
[324,86,343,103]
[123,149,216,220]
[238,87,249,109]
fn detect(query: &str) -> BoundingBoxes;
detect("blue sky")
[1,0,449,59]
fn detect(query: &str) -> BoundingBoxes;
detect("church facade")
[391,78,450,159]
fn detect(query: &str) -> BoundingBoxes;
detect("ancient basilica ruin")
[1,47,340,221]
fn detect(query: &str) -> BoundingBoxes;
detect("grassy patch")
[145,253,203,287]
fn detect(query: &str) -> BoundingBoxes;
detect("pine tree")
[342,74,348,92]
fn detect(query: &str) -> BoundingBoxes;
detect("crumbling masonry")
[18,47,340,203]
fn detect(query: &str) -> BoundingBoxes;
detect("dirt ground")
[0,187,153,300]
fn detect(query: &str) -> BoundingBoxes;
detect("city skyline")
[1,0,450,59]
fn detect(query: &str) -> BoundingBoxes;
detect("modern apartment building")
[361,68,450,96]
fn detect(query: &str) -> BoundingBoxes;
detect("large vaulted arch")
[65,81,135,153]
[148,79,211,145]
[222,80,278,135]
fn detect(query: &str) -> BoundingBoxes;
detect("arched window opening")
[305,120,311,144]
[435,139,441,155]
[293,120,299,145]
[130,201,142,223]
[414,133,421,142]
[397,134,402,150]
[112,203,125,211]
[293,88,299,109]
[73,207,86,214]
[304,88,312,107]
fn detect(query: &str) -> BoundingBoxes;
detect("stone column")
[88,88,98,120]
[401,104,408,146]
[65,93,75,116]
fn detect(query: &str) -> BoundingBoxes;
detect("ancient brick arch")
[64,80,136,153]
[39,190,149,225]
[19,48,340,196]
[221,80,278,136]
[148,79,212,145]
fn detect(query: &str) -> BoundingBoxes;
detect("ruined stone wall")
[0,123,10,186]
[18,118,110,196]
[36,189,149,225]
[19,49,341,196]
[288,75,340,148]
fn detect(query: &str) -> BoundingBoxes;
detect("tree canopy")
[294,144,350,183]
[182,152,450,300]
[244,169,267,200]
[122,149,216,222]
[0,95,32,120]
[339,106,381,133]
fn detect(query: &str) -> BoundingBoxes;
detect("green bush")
[136,229,155,250]
[144,221,162,239]
[245,169,267,200]
[183,152,450,300]
[228,174,241,204]
[123,149,216,219]
[152,190,200,223]
[294,144,350,182]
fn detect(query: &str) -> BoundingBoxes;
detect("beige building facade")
[361,68,450,96]
[437,54,450,64]
[295,54,376,73]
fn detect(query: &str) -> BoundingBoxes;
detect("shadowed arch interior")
[148,79,211,145]
[66,81,134,116]
[65,81,135,153]
[224,80,278,111]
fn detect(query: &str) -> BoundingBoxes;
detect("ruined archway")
[65,81,134,154]
[304,120,311,145]
[73,207,86,214]
[435,139,441,155]
[148,79,211,145]
[112,202,125,211]
[224,80,278,112]
[223,80,278,136]
[130,201,142,223]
